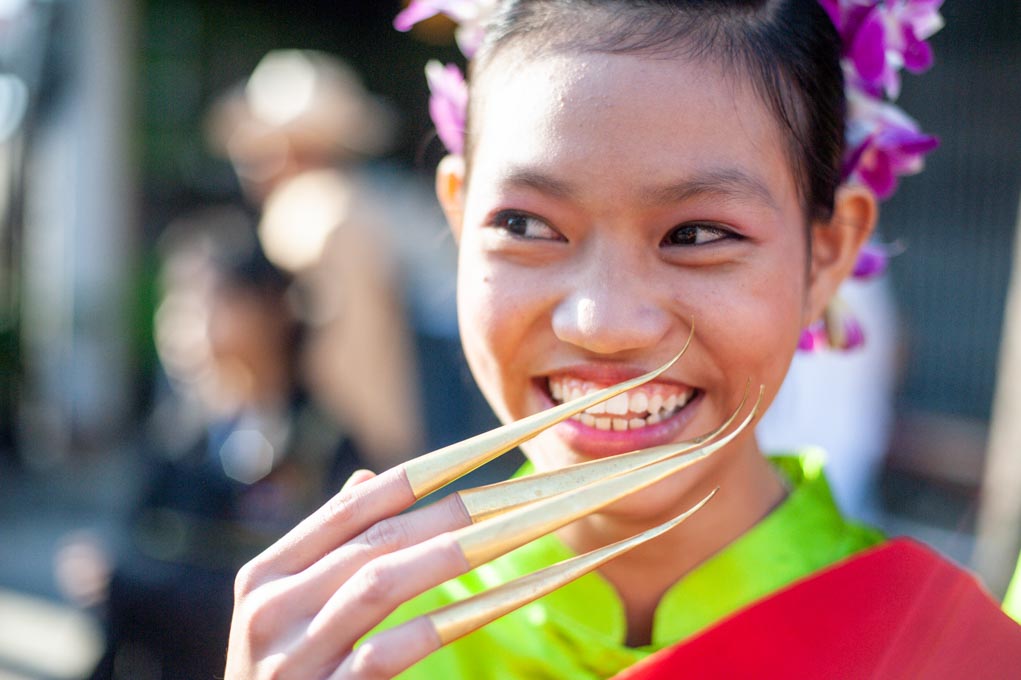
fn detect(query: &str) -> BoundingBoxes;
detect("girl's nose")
[551,258,672,356]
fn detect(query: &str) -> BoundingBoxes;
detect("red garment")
[615,539,1021,679]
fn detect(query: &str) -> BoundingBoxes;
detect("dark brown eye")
[662,223,735,247]
[491,210,563,241]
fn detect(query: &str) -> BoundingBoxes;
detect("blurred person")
[206,49,426,471]
[86,205,365,680]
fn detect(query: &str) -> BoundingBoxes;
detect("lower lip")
[535,383,703,459]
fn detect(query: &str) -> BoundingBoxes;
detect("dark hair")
[159,203,293,298]
[467,0,844,223]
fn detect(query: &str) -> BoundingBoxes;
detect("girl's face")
[441,47,867,516]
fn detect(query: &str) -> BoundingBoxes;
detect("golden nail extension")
[428,489,717,645]
[402,326,695,499]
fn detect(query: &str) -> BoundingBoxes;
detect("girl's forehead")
[469,48,797,209]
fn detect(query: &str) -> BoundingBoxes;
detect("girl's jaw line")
[533,373,704,459]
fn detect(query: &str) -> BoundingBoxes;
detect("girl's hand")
[224,467,472,679]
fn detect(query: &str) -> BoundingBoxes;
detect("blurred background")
[0,1,1019,678]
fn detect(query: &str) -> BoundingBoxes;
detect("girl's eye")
[490,210,563,241]
[662,223,737,247]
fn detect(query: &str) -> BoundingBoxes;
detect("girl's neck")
[557,443,787,647]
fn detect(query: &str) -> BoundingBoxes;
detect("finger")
[341,469,377,491]
[257,466,418,576]
[290,493,471,611]
[329,617,440,680]
[291,531,469,672]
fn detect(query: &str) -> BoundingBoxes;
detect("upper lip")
[542,361,692,388]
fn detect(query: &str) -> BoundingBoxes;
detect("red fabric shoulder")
[615,538,1021,679]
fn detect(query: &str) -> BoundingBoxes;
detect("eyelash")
[661,223,739,247]
[489,210,564,241]
[488,211,739,248]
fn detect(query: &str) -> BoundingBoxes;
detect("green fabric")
[1003,555,1021,623]
[375,449,884,679]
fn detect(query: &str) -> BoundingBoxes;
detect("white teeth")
[551,381,563,401]
[605,393,629,416]
[551,376,697,431]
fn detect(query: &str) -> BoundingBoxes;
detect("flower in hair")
[843,90,939,199]
[424,60,469,155]
[825,0,944,100]
[851,242,900,280]
[394,0,498,57]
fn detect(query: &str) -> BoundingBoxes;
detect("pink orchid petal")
[394,1,443,32]
[857,148,897,199]
[852,244,889,280]
[425,60,468,154]
[901,26,934,72]
[841,316,866,350]
[902,0,945,40]
[798,323,828,352]
[849,10,888,84]
[842,136,872,181]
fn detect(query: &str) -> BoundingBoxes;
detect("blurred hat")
[206,49,398,162]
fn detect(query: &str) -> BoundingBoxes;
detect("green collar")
[481,450,883,652]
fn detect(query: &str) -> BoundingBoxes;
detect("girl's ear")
[805,185,878,325]
[435,154,467,244]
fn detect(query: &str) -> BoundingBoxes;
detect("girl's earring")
[798,297,865,353]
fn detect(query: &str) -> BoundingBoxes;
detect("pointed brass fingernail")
[454,386,760,568]
[402,326,695,499]
[457,382,751,522]
[428,488,717,646]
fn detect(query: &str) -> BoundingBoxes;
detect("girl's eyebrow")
[499,168,575,199]
[641,168,779,211]
[499,166,778,211]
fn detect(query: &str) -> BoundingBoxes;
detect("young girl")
[222,1,970,677]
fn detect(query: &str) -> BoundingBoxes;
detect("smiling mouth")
[547,377,698,432]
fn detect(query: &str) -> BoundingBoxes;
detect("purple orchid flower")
[844,91,938,199]
[798,305,866,353]
[852,243,891,280]
[828,0,944,99]
[425,60,469,155]
[798,322,829,352]
[394,0,497,57]
[837,313,866,351]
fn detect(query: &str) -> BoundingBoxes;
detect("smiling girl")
[220,1,985,678]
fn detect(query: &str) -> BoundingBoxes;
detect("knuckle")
[354,560,397,607]
[348,642,394,679]
[323,488,360,528]
[234,559,266,599]
[363,517,409,554]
